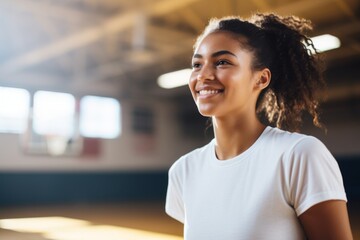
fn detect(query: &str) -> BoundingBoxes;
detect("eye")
[191,62,201,69]
[216,60,230,66]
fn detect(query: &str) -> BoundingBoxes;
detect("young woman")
[165,13,353,239]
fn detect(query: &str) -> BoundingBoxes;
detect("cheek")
[188,75,197,91]
[188,79,197,102]
[216,72,235,87]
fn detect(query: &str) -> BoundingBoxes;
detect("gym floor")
[0,200,359,240]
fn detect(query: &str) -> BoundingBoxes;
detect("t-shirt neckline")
[210,126,271,167]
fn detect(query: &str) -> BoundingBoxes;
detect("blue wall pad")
[0,171,168,206]
[337,156,360,201]
[0,156,358,206]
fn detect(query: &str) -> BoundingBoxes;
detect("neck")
[212,114,265,160]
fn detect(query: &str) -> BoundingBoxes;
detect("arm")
[299,200,353,240]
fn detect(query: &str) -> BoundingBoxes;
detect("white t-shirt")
[166,126,347,240]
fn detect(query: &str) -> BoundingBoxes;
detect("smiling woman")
[165,13,353,240]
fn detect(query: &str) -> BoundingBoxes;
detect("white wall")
[0,98,204,172]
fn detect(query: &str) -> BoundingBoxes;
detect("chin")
[197,107,215,117]
[199,112,212,117]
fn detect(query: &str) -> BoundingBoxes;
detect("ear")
[254,68,271,90]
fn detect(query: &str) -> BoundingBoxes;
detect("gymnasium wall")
[0,97,207,206]
[0,96,359,206]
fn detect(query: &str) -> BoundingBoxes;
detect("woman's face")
[189,31,262,118]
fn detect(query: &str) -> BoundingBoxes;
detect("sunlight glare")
[0,216,182,240]
[0,216,89,233]
[44,225,183,240]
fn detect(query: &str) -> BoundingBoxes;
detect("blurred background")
[0,0,359,239]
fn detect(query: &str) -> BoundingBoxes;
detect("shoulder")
[287,134,331,160]
[265,126,307,141]
[264,127,333,163]
[263,126,313,152]
[168,140,214,175]
[276,130,338,174]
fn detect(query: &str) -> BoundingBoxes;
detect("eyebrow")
[192,50,237,59]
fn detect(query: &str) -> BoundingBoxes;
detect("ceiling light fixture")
[157,68,192,89]
[309,34,341,53]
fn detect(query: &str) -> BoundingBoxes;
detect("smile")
[198,89,223,95]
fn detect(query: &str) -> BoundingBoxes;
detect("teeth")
[199,89,220,95]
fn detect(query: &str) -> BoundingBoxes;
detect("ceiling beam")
[316,19,360,36]
[251,0,271,12]
[219,0,236,16]
[180,8,205,33]
[271,0,333,15]
[333,0,357,19]
[0,0,201,76]
[149,0,199,15]
[327,83,360,101]
[1,0,101,23]
[87,24,195,82]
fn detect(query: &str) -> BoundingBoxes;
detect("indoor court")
[0,0,359,239]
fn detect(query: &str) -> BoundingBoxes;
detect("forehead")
[194,31,249,55]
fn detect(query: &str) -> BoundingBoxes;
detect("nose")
[196,66,215,81]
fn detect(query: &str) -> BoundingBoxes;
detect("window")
[0,86,30,133]
[33,91,76,138]
[0,89,121,142]
[80,96,121,139]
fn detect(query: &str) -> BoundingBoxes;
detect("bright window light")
[309,34,341,53]
[0,87,30,133]
[157,68,192,89]
[80,96,121,139]
[33,91,75,137]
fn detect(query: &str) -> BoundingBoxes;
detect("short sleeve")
[165,160,185,223]
[286,136,347,216]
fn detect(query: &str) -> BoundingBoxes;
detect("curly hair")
[194,13,326,132]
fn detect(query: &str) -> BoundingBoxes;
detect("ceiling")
[0,0,359,104]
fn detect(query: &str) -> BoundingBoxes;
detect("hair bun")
[251,13,313,35]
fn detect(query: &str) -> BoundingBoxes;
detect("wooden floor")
[0,201,183,240]
[0,200,359,240]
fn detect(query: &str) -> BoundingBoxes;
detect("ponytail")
[252,13,326,132]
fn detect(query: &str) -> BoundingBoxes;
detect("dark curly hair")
[194,13,326,132]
